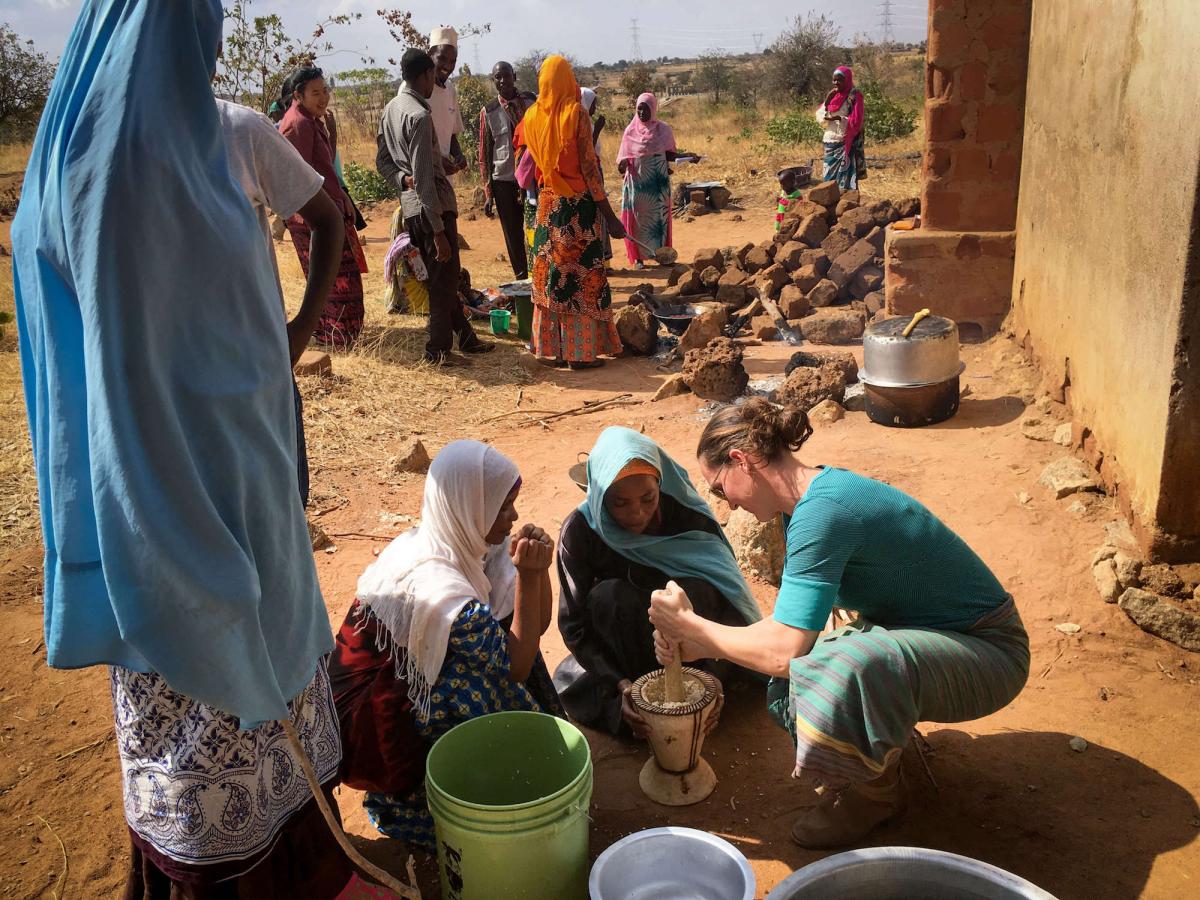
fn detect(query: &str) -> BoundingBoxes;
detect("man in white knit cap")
[428,26,468,177]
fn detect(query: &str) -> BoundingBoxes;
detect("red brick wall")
[921,0,1032,231]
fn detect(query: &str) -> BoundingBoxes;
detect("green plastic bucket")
[489,308,512,335]
[515,296,534,341]
[426,711,593,900]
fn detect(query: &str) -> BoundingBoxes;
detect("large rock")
[652,373,692,401]
[718,267,749,288]
[679,307,726,352]
[785,349,859,384]
[837,206,877,238]
[1093,558,1121,604]
[744,246,773,274]
[795,214,831,248]
[809,398,846,425]
[863,290,885,316]
[667,264,691,287]
[829,237,881,291]
[715,282,750,305]
[1119,588,1200,652]
[693,247,725,271]
[391,438,431,474]
[676,268,705,296]
[862,225,886,254]
[758,264,791,298]
[784,198,829,223]
[709,185,732,209]
[800,249,831,276]
[751,314,780,341]
[700,265,723,288]
[615,304,659,355]
[779,284,810,320]
[294,350,332,377]
[806,180,841,208]
[850,265,884,299]
[1038,458,1101,499]
[807,279,840,308]
[1140,564,1189,599]
[778,242,808,272]
[801,308,867,344]
[735,242,756,266]
[820,226,857,261]
[726,507,786,585]
[864,198,897,227]
[774,218,801,244]
[792,264,823,294]
[776,362,847,410]
[895,197,920,219]
[834,197,860,218]
[682,336,748,401]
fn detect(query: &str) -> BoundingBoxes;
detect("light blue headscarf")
[579,427,760,624]
[12,0,331,726]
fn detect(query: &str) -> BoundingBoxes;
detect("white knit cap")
[429,26,458,48]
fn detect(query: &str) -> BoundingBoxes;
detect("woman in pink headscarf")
[616,93,693,269]
[816,66,867,190]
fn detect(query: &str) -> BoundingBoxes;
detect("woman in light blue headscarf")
[12,1,355,894]
[553,426,760,736]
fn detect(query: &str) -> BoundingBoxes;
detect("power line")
[752,32,764,52]
[630,18,643,61]
[879,0,896,48]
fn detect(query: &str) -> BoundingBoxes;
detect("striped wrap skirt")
[768,597,1029,787]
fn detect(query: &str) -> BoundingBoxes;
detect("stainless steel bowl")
[766,847,1057,899]
[860,314,964,388]
[590,827,755,900]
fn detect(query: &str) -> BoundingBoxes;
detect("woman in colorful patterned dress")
[327,441,562,850]
[281,67,369,349]
[816,66,867,191]
[516,55,627,370]
[617,93,692,269]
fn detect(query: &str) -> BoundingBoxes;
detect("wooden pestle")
[656,580,687,702]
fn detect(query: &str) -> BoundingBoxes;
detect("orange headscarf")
[520,55,586,196]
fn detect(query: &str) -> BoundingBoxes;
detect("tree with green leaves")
[0,24,55,141]
[694,52,732,104]
[618,61,656,102]
[215,1,367,113]
[766,14,841,104]
[375,9,491,69]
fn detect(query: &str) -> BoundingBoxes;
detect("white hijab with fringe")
[355,440,520,717]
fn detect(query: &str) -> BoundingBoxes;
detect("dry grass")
[0,141,31,176]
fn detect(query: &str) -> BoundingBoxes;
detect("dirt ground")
[1,190,1198,900]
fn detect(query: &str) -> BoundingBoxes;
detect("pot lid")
[867,314,957,341]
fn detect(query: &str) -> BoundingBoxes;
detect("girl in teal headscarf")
[553,426,760,736]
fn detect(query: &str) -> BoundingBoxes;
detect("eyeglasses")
[709,464,730,502]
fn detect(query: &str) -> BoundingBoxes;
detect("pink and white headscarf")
[617,92,676,164]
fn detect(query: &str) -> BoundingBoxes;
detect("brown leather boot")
[790,762,904,849]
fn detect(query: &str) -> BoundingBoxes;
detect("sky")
[6,1,928,75]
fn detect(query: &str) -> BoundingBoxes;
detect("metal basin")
[860,314,964,388]
[590,827,755,900]
[766,847,1057,899]
[652,304,704,336]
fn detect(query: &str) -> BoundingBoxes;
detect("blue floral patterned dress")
[362,600,564,850]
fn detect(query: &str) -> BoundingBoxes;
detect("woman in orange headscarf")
[514,56,627,370]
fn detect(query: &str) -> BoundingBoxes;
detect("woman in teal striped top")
[649,398,1029,848]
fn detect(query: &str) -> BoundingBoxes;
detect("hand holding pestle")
[652,580,691,702]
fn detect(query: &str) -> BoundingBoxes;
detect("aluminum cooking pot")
[860,310,964,388]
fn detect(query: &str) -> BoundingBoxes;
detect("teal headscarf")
[579,427,760,624]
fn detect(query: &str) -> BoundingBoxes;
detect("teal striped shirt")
[774,468,1009,632]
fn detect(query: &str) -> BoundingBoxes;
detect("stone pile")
[625,180,917,351]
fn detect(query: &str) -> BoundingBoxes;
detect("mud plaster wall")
[1011,0,1200,558]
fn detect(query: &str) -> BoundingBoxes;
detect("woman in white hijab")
[327,440,561,850]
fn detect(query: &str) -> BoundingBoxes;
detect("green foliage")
[765,82,915,147]
[766,14,841,104]
[0,24,55,141]
[342,162,397,203]
[859,81,916,142]
[455,74,491,175]
[619,61,657,101]
[514,50,579,95]
[764,109,824,146]
[336,67,392,88]
[694,52,732,104]
[0,309,12,341]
